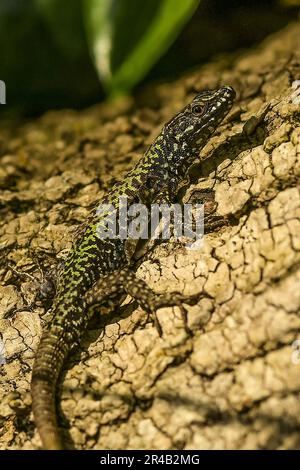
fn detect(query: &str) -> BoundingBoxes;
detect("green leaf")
[83,0,200,98]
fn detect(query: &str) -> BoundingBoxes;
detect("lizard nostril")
[221,85,236,99]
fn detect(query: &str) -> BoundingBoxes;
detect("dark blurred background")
[0,0,299,117]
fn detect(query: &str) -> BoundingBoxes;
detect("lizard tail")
[31,328,69,450]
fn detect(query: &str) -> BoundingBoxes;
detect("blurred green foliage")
[0,0,199,112]
[0,0,98,114]
[83,0,200,98]
[1,0,296,114]
[36,0,199,97]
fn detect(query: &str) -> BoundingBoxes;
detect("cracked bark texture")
[1,22,300,450]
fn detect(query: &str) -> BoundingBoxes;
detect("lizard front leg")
[85,269,198,335]
[186,188,229,233]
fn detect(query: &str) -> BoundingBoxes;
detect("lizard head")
[164,86,236,153]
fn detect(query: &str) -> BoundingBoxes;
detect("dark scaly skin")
[31,86,236,450]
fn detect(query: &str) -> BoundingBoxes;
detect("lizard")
[31,85,236,450]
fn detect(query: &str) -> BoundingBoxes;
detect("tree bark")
[1,22,300,450]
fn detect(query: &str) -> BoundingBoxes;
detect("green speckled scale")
[31,86,235,449]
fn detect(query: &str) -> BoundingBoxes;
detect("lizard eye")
[192,104,205,115]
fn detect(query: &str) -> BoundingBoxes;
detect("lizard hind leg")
[85,269,197,336]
